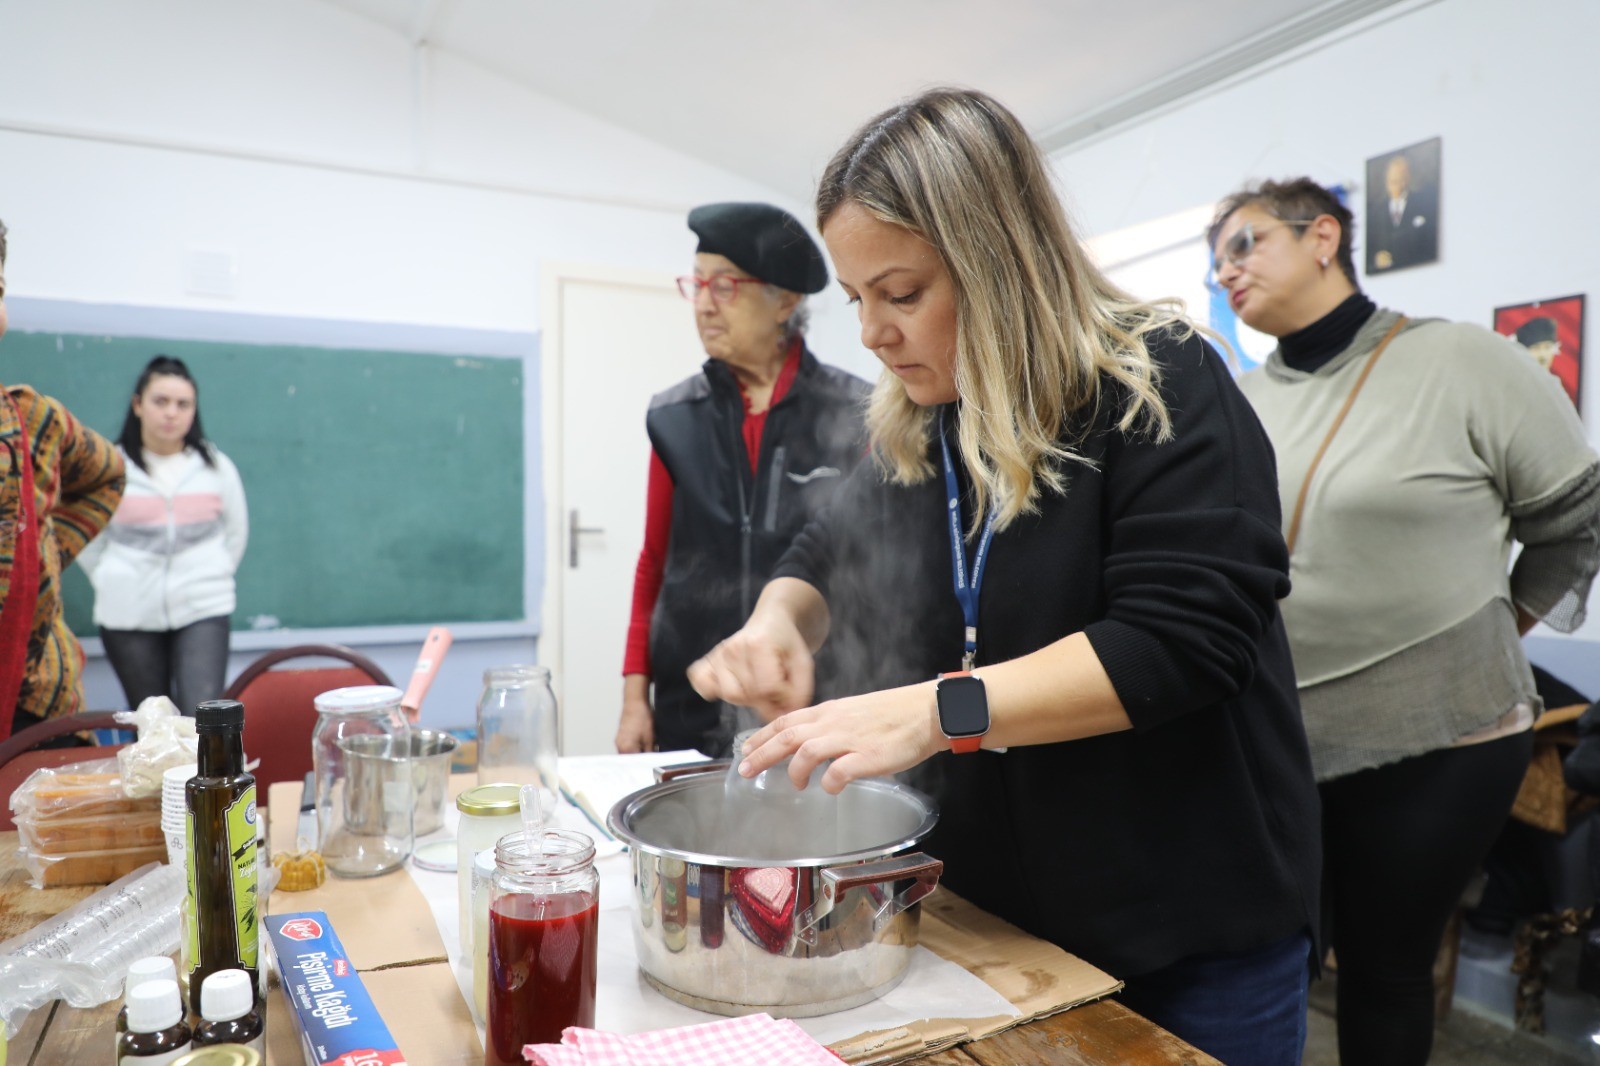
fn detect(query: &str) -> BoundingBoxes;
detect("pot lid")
[607,767,938,867]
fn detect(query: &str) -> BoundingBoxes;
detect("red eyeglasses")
[676,274,765,304]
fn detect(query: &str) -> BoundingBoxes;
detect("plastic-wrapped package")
[115,697,199,800]
[19,810,166,853]
[22,844,170,887]
[0,862,183,1035]
[7,759,153,822]
[0,851,282,1035]
[8,758,163,888]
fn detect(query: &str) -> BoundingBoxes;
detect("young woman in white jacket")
[78,356,248,713]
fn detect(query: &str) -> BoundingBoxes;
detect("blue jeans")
[1118,930,1312,1066]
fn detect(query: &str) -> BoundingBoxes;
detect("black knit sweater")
[772,329,1321,978]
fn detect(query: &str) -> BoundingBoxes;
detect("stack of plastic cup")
[161,764,197,867]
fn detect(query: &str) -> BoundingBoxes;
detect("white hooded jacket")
[77,444,248,631]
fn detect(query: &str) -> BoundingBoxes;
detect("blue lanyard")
[940,415,996,672]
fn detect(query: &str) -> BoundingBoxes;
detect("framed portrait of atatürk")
[1365,137,1441,274]
[1495,293,1585,413]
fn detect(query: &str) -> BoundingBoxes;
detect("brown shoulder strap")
[1284,315,1409,556]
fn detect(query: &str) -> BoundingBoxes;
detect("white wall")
[0,0,868,728]
[1050,0,1600,694]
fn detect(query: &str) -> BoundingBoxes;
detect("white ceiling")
[320,0,1399,202]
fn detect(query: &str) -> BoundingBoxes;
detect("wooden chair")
[222,644,392,795]
[0,711,129,832]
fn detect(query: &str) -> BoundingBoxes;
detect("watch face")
[938,676,988,737]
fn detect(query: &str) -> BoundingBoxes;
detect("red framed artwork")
[1493,293,1584,412]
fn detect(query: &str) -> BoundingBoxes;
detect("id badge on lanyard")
[940,413,996,673]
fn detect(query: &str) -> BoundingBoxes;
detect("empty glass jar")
[476,666,559,812]
[312,685,414,878]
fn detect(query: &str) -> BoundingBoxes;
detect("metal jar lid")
[456,783,522,817]
[171,1046,262,1066]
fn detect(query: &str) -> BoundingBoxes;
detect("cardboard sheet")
[265,780,451,969]
[831,892,1124,1063]
[264,776,1122,1064]
[266,959,481,1066]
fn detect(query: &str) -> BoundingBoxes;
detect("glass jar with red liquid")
[485,829,599,1066]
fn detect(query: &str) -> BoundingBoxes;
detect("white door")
[541,263,705,756]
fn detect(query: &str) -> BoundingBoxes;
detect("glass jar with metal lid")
[312,686,413,878]
[455,784,522,966]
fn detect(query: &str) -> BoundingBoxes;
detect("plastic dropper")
[519,783,546,854]
[518,784,549,920]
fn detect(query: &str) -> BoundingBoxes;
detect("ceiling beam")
[1038,0,1440,153]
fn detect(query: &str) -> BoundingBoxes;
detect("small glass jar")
[485,829,598,1066]
[312,686,414,878]
[454,784,521,968]
[476,666,559,808]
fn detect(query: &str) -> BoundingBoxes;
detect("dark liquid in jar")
[485,891,599,1065]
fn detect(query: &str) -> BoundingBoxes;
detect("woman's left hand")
[736,682,947,794]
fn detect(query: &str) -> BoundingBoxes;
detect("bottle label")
[185,786,260,977]
[228,786,261,969]
[184,808,199,977]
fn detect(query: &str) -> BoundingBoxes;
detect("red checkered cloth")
[522,1013,846,1065]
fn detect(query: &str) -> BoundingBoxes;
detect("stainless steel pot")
[607,762,943,1018]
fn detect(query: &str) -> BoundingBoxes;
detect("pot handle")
[795,853,944,945]
[653,760,730,783]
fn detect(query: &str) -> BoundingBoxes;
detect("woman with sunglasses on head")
[77,355,248,714]
[616,202,870,757]
[1209,178,1599,1065]
[690,91,1322,1066]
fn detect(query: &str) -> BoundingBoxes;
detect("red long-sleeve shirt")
[623,345,802,677]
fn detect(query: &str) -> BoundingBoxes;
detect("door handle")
[568,509,605,568]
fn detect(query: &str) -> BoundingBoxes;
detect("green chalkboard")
[4,331,525,634]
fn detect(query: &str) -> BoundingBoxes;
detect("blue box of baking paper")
[265,911,408,1066]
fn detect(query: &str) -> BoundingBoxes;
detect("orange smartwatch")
[935,671,989,753]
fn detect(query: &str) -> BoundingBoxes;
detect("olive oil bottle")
[185,700,259,1015]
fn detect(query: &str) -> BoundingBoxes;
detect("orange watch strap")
[937,671,985,753]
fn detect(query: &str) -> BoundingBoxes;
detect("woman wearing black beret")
[617,202,870,757]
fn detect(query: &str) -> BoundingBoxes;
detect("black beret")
[1515,317,1558,347]
[687,202,828,295]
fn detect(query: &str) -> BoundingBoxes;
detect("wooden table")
[0,832,1217,1065]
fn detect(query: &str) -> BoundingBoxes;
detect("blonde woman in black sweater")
[690,89,1321,1066]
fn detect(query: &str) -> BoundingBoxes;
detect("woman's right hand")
[616,674,655,753]
[688,612,815,721]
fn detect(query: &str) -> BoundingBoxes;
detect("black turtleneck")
[1279,293,1377,373]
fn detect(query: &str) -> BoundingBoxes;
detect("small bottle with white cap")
[118,978,193,1063]
[117,955,180,1034]
[191,969,264,1054]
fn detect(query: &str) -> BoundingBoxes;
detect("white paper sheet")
[405,782,1019,1049]
[558,750,709,842]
